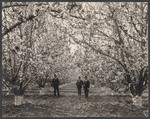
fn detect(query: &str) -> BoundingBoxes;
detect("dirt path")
[2,81,148,117]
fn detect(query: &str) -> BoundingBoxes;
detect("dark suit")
[84,80,90,98]
[52,78,60,96]
[76,79,83,96]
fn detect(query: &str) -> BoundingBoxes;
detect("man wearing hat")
[51,74,60,96]
[76,76,84,96]
[83,76,90,98]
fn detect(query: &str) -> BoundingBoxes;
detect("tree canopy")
[2,2,148,96]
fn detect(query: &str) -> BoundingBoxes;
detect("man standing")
[52,74,60,96]
[76,76,83,96]
[83,76,90,98]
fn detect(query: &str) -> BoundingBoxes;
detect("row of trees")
[58,2,148,96]
[2,2,148,105]
[2,2,75,96]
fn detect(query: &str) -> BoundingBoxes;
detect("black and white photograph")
[2,2,149,117]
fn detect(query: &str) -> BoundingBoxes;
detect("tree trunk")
[39,88,45,95]
[130,67,148,106]
[132,95,142,107]
[14,95,24,105]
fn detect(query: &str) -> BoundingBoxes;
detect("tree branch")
[95,28,116,42]
[119,25,146,44]
[2,15,37,37]
[130,16,142,37]
[2,4,28,9]
[69,14,86,20]
[22,78,32,89]
[14,61,22,80]
[68,33,129,73]
[49,9,86,21]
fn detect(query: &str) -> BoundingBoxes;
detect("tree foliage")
[2,2,148,96]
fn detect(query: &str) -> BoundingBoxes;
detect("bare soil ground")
[2,82,148,117]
